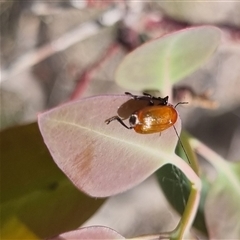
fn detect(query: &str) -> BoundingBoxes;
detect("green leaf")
[187,137,240,238]
[156,132,211,236]
[156,164,209,236]
[116,26,221,91]
[38,95,181,197]
[204,161,240,238]
[0,123,105,239]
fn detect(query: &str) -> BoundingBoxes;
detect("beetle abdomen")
[133,105,178,134]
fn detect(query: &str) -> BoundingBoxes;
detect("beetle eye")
[129,114,138,127]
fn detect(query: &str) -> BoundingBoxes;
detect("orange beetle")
[105,92,185,134]
[128,104,178,134]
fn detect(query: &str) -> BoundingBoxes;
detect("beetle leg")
[125,92,154,105]
[125,92,137,98]
[143,93,154,105]
[142,92,152,97]
[105,116,133,130]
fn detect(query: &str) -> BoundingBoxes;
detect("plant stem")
[130,153,201,240]
[1,8,124,82]
[171,183,199,239]
[129,234,164,240]
[169,154,201,239]
[188,137,226,169]
[189,137,240,192]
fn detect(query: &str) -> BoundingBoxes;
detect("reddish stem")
[70,43,121,101]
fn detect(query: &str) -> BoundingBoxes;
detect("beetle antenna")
[175,101,188,108]
[173,125,191,165]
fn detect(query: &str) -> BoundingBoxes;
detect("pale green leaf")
[116,26,221,91]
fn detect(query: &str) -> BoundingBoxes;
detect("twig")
[70,43,120,100]
[1,7,125,83]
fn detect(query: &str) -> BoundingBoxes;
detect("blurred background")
[1,1,240,238]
